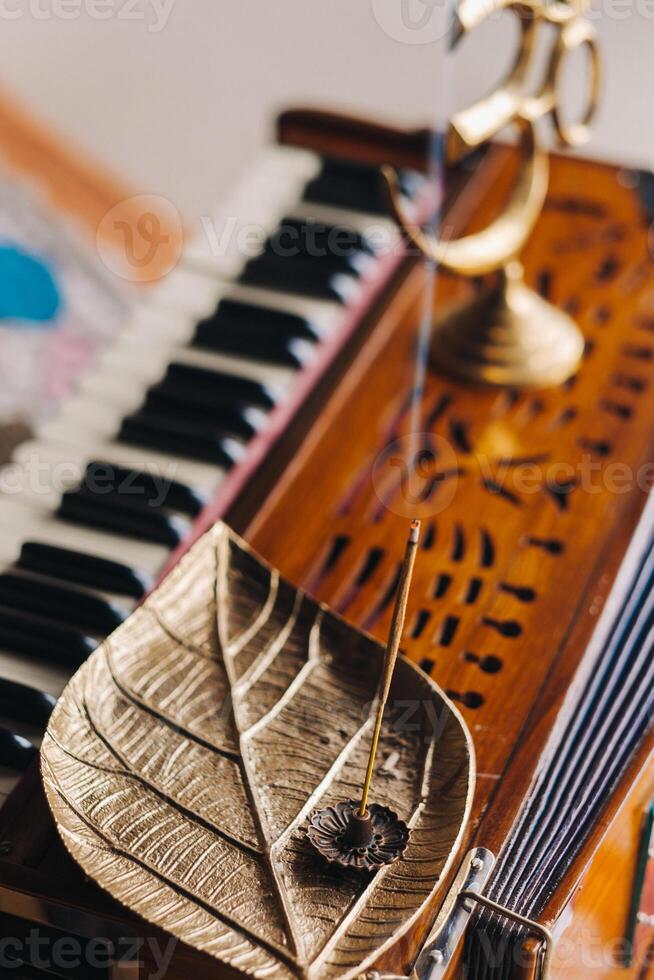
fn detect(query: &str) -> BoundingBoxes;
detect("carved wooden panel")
[247,152,654,827]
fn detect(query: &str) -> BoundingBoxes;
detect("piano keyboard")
[0,145,429,804]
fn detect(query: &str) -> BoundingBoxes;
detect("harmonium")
[0,2,653,979]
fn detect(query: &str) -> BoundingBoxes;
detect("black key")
[143,388,265,441]
[193,321,314,369]
[240,252,357,303]
[0,678,56,727]
[84,461,205,517]
[164,362,278,410]
[0,727,37,772]
[0,608,95,667]
[211,299,320,341]
[266,216,373,271]
[58,486,186,548]
[303,156,424,216]
[0,573,127,636]
[119,412,244,468]
[18,542,150,600]
[192,298,318,367]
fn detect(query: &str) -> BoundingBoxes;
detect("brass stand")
[383,0,600,390]
[430,262,585,389]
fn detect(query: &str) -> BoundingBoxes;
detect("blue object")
[0,244,61,326]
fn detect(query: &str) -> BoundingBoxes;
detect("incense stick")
[359,519,421,817]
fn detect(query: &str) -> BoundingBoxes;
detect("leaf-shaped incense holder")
[41,522,475,980]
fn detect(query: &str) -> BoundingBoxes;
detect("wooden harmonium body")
[0,107,653,980]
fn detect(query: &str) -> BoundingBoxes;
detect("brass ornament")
[382,0,601,389]
[41,522,475,980]
[306,801,410,872]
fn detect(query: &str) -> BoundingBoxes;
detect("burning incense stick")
[307,519,421,871]
[359,518,421,817]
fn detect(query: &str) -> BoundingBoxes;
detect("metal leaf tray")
[41,522,474,980]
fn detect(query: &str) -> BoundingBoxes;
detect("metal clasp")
[370,848,553,980]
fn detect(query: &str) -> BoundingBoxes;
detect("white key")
[36,406,245,478]
[136,280,339,341]
[148,266,226,318]
[0,648,69,698]
[1,463,193,548]
[253,145,321,185]
[50,392,145,441]
[0,494,170,579]
[84,285,331,427]
[83,335,295,405]
[14,434,225,500]
[0,543,138,616]
[184,146,321,278]
[35,351,272,458]
[117,303,197,345]
[217,282,340,338]
[184,200,277,281]
[290,199,400,248]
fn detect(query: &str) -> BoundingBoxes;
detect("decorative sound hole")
[449,418,472,453]
[578,438,612,457]
[499,583,536,602]
[613,373,646,393]
[304,534,351,592]
[437,616,460,647]
[410,609,431,639]
[600,398,633,420]
[452,525,465,562]
[446,690,485,709]
[525,397,545,420]
[550,406,577,429]
[426,392,453,427]
[361,564,401,632]
[623,344,653,361]
[482,478,522,507]
[546,478,578,511]
[526,536,565,555]
[336,546,385,614]
[464,578,483,604]
[422,522,436,549]
[483,617,522,638]
[595,254,621,283]
[464,652,503,674]
[479,529,495,568]
[432,573,452,599]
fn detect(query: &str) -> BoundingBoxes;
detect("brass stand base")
[430,264,585,389]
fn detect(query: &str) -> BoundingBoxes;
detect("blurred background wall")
[0,0,650,217]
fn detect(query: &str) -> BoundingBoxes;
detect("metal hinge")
[365,848,554,980]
